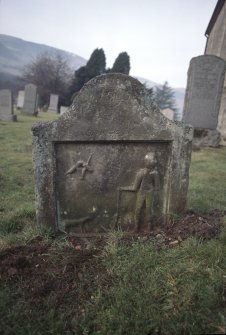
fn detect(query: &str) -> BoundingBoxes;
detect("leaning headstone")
[161,108,174,120]
[17,90,24,109]
[60,106,68,115]
[0,89,17,121]
[23,84,38,116]
[32,74,193,234]
[183,55,226,129]
[48,94,59,113]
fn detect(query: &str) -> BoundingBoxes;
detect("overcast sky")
[0,0,217,88]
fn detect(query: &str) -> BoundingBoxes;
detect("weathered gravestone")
[183,55,226,129]
[48,94,59,113]
[60,106,68,115]
[17,90,24,109]
[23,84,38,115]
[161,108,174,121]
[32,74,193,234]
[0,89,16,121]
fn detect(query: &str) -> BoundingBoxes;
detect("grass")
[0,111,226,334]
[188,148,226,212]
[0,111,58,244]
[81,234,226,335]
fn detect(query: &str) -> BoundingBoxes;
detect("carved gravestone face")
[23,84,38,115]
[183,55,226,129]
[17,90,24,109]
[48,94,59,113]
[0,89,13,121]
[32,74,193,234]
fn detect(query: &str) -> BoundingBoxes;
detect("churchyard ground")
[0,111,226,334]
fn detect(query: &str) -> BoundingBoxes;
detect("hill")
[0,35,184,114]
[0,34,86,77]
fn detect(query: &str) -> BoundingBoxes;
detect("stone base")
[22,111,38,117]
[0,114,17,122]
[193,128,221,148]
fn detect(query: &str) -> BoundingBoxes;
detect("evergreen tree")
[85,48,106,79]
[69,48,106,100]
[154,81,177,112]
[111,52,130,75]
[143,83,155,101]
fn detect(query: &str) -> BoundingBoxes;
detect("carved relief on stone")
[116,152,160,232]
[65,153,94,180]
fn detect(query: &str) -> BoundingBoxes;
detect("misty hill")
[0,34,87,76]
[136,76,185,115]
[0,35,184,114]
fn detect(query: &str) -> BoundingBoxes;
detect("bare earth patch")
[0,210,224,280]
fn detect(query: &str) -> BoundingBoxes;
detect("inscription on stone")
[183,55,226,129]
[23,84,38,115]
[17,90,24,109]
[48,94,59,113]
[0,89,16,121]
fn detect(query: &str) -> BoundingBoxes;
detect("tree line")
[23,49,177,113]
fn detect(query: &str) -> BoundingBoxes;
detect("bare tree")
[23,52,73,108]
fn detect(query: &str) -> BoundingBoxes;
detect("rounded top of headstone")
[70,73,160,121]
[190,54,226,66]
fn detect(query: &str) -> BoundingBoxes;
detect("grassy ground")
[0,112,226,334]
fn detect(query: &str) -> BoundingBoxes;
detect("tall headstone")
[23,84,38,116]
[161,108,174,121]
[32,74,193,234]
[60,106,68,115]
[48,94,59,113]
[17,90,25,109]
[0,89,16,121]
[183,55,226,129]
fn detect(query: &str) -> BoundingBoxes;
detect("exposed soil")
[0,210,224,314]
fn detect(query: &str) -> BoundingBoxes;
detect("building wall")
[205,1,226,144]
[206,1,226,59]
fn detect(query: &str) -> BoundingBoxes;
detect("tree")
[110,52,130,75]
[23,52,72,107]
[142,83,155,101]
[154,81,177,112]
[68,49,131,101]
[69,48,106,99]
[85,48,106,79]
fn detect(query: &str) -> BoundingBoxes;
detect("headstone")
[161,108,174,120]
[23,83,38,116]
[0,89,16,121]
[48,94,59,113]
[17,90,24,109]
[32,74,193,234]
[60,106,68,115]
[183,55,226,129]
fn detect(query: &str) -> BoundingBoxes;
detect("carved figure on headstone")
[65,153,93,180]
[118,152,160,232]
[64,213,95,234]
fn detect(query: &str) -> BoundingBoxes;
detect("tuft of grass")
[188,148,226,213]
[79,231,226,335]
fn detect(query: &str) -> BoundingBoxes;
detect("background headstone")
[161,108,174,120]
[23,83,38,116]
[0,89,16,121]
[17,90,24,109]
[48,94,59,113]
[183,55,226,129]
[60,106,68,115]
[32,74,193,234]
